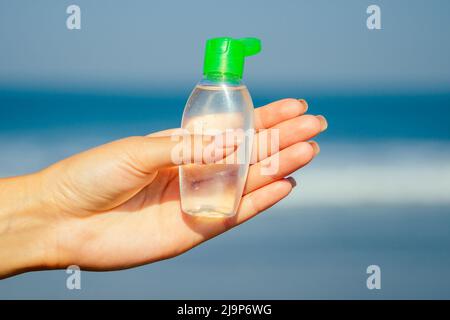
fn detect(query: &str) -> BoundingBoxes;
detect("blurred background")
[1,0,449,299]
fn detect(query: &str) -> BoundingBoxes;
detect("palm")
[53,99,325,271]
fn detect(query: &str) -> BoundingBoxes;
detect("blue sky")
[1,0,450,93]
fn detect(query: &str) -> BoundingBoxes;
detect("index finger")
[254,98,308,130]
[146,98,308,137]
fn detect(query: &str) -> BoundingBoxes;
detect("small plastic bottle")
[179,37,262,217]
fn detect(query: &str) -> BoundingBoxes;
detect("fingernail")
[286,176,297,188]
[223,146,235,155]
[309,141,320,155]
[316,115,328,132]
[213,146,235,162]
[298,99,308,112]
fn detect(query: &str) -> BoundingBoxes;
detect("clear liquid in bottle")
[179,83,254,217]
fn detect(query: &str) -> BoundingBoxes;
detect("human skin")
[0,99,327,279]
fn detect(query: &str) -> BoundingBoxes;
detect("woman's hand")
[0,99,327,278]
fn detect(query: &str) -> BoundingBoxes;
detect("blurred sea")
[0,89,449,299]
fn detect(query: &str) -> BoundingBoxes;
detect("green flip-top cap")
[203,37,261,80]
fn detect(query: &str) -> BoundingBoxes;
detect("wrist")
[0,172,61,278]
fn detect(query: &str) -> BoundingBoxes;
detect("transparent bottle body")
[179,78,254,217]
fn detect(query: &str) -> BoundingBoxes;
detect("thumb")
[42,132,240,213]
[121,132,240,174]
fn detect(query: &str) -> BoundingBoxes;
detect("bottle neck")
[203,72,242,85]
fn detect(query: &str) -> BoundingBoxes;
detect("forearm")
[0,173,55,278]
